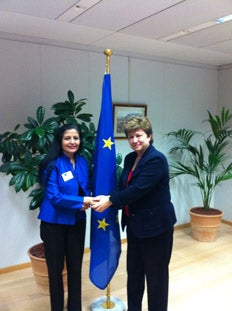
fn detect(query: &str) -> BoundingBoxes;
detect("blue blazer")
[38,153,90,225]
[110,144,176,238]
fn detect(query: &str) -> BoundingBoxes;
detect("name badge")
[62,171,74,182]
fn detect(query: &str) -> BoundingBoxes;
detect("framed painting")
[113,103,147,139]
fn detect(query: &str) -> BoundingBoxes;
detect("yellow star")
[97,218,110,231]
[103,137,114,150]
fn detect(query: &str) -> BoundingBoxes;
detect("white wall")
[0,38,220,268]
[216,66,232,220]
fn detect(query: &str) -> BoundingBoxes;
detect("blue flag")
[89,73,121,290]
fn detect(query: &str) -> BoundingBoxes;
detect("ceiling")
[0,0,232,67]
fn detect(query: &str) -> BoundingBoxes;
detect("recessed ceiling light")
[75,5,86,11]
[56,2,84,22]
[216,14,232,24]
[56,0,100,22]
[160,14,232,42]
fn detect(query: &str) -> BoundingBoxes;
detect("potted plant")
[0,90,96,293]
[166,107,232,242]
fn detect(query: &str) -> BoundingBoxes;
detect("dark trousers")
[126,225,174,311]
[40,220,86,311]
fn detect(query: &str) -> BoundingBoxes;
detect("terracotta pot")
[28,242,67,295]
[189,207,223,242]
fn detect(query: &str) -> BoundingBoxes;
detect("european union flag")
[89,73,121,290]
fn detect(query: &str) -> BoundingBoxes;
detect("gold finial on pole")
[104,49,113,74]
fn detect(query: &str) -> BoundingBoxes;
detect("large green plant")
[0,90,96,210]
[166,107,232,211]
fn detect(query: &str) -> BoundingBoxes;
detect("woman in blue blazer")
[92,116,176,311]
[38,124,93,311]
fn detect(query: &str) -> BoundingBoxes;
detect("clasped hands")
[82,195,112,212]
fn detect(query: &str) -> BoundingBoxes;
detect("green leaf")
[116,153,123,165]
[20,130,32,141]
[11,173,25,192]
[25,173,37,190]
[35,127,45,138]
[25,116,38,129]
[14,124,21,131]
[76,113,93,122]
[28,188,44,210]
[53,103,73,116]
[67,90,74,104]
[37,106,45,124]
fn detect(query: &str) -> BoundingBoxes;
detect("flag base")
[91,296,125,310]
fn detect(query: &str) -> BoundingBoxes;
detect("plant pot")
[189,207,223,242]
[28,242,67,295]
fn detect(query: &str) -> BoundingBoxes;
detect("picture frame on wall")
[113,103,147,139]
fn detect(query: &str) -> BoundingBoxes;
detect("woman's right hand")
[81,196,94,210]
[91,195,112,212]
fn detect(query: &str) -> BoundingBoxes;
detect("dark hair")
[123,116,153,144]
[38,124,82,184]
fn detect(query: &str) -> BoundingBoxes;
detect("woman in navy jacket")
[38,124,93,311]
[92,116,176,311]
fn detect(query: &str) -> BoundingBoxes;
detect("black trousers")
[40,220,86,311]
[126,225,174,311]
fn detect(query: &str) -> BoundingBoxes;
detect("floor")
[1,223,232,311]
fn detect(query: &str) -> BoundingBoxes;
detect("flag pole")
[101,49,114,310]
[102,284,114,309]
[90,49,125,311]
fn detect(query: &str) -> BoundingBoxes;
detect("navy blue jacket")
[110,144,176,238]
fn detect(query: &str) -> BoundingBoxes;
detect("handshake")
[82,195,112,212]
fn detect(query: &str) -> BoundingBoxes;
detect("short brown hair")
[123,116,153,144]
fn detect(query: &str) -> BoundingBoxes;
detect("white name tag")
[62,171,74,182]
